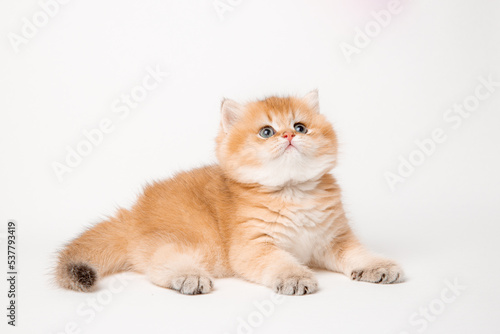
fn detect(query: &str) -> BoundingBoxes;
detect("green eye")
[294,123,307,134]
[259,126,275,138]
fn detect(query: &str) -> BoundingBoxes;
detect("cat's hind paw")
[171,275,213,295]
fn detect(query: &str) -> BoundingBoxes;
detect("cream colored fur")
[55,91,403,295]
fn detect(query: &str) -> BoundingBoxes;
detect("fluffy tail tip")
[57,262,98,292]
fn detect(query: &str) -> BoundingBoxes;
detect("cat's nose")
[282,132,295,142]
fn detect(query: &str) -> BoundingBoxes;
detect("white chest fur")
[265,185,337,264]
[278,223,332,264]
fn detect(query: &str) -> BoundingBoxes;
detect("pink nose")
[282,132,295,142]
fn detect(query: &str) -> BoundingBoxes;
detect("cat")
[55,90,403,295]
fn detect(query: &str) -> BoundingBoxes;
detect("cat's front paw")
[350,261,403,284]
[273,274,318,295]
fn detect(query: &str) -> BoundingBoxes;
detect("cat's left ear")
[221,98,245,133]
[303,89,320,113]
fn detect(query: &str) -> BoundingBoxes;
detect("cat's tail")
[54,209,132,292]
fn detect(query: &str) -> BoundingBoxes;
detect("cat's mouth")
[283,142,298,153]
[275,141,300,157]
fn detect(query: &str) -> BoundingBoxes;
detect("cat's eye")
[259,126,275,138]
[294,123,307,134]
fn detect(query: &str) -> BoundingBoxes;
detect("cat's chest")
[268,186,334,227]
[273,207,333,262]
[276,205,331,227]
[264,193,336,263]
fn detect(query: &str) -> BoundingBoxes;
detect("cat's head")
[216,90,338,187]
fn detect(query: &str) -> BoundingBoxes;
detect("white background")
[1,0,500,333]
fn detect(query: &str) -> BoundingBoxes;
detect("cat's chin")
[274,142,302,159]
[229,154,336,188]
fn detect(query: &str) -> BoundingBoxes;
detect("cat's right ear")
[303,89,320,113]
[221,98,244,133]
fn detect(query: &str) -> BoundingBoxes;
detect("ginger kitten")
[55,90,403,295]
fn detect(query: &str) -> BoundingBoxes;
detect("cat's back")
[132,165,229,235]
[142,164,226,201]
[127,165,233,276]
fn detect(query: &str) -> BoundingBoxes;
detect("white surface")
[1,0,500,333]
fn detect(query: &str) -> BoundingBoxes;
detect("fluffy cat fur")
[55,90,403,295]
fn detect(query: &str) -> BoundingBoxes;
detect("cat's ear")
[303,89,320,113]
[221,98,244,132]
